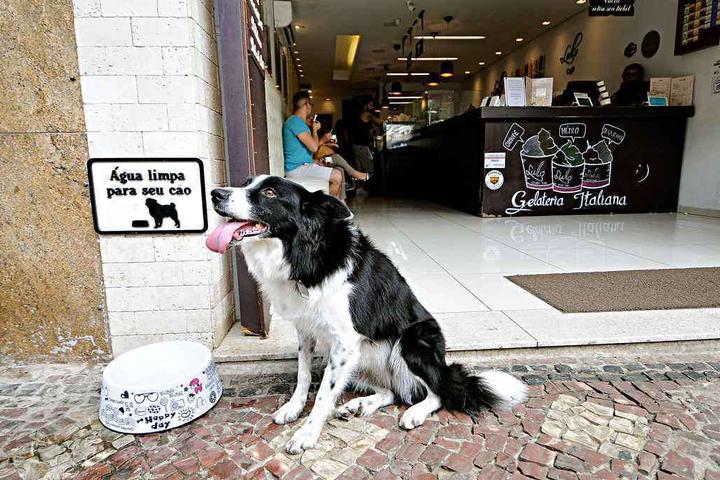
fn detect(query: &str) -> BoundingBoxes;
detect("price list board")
[675,0,720,54]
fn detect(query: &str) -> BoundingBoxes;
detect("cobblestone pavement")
[3,358,720,479]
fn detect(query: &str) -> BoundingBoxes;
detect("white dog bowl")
[99,341,222,434]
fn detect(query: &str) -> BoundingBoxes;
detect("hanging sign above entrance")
[247,0,266,70]
[589,0,635,17]
[87,159,207,234]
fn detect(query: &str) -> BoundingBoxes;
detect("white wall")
[73,0,234,354]
[265,77,286,176]
[464,0,720,212]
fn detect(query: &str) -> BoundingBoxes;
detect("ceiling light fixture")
[325,97,330,101]
[576,0,586,3]
[440,60,454,77]
[495,51,502,55]
[386,72,430,76]
[478,61,486,65]
[390,81,403,95]
[396,57,458,61]
[308,90,312,93]
[516,37,524,42]
[392,96,423,99]
[413,35,486,40]
[542,20,551,25]
[425,72,441,87]
[464,70,471,74]
[389,101,413,105]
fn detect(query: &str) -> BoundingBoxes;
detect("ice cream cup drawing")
[520,153,554,190]
[582,140,613,189]
[551,159,585,193]
[582,162,612,189]
[551,142,585,193]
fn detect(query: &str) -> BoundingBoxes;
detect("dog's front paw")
[272,401,305,425]
[335,398,362,419]
[400,405,428,430]
[285,425,320,455]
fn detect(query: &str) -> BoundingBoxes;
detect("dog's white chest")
[240,238,357,345]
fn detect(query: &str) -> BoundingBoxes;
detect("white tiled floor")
[214,196,720,361]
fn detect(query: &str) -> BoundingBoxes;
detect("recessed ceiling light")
[294,50,299,54]
[478,61,486,65]
[396,57,458,61]
[495,51,502,55]
[542,20,551,25]
[308,90,312,93]
[325,97,330,101]
[464,70,471,74]
[413,35,486,40]
[516,38,524,42]
[576,0,586,3]
[300,74,304,77]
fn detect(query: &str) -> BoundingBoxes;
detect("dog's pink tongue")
[206,221,249,253]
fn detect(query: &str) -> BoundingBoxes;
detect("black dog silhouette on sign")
[145,198,180,228]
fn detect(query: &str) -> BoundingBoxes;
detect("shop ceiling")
[290,0,587,99]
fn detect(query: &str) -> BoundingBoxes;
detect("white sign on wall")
[88,159,207,234]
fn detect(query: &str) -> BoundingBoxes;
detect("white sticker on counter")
[87,158,207,234]
[484,152,506,169]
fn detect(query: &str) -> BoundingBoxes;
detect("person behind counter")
[314,128,370,182]
[351,98,383,174]
[612,63,650,106]
[282,91,344,199]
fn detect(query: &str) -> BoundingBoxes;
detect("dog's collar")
[295,280,310,300]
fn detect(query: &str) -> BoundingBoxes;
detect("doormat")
[506,267,720,313]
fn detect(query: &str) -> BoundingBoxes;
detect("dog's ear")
[303,190,354,222]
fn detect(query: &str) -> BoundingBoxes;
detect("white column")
[73,0,234,355]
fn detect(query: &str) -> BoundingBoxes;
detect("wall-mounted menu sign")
[675,0,720,55]
[589,0,635,16]
[87,159,207,234]
[247,0,267,70]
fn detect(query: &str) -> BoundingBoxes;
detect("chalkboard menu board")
[675,0,720,55]
[247,0,267,70]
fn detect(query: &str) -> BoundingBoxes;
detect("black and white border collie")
[207,176,527,454]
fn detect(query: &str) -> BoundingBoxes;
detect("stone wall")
[0,0,109,359]
[72,0,234,355]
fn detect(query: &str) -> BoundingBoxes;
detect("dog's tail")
[441,364,527,412]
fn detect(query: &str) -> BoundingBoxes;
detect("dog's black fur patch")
[212,176,510,413]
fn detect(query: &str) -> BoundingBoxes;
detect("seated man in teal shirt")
[283,91,343,199]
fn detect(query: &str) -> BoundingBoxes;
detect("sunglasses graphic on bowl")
[134,393,159,403]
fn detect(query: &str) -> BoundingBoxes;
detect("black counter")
[381,106,694,216]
